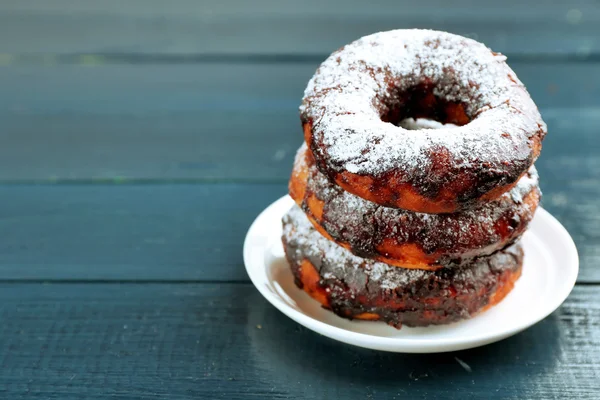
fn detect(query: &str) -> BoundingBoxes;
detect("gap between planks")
[0,52,600,66]
[0,279,252,284]
[0,178,289,186]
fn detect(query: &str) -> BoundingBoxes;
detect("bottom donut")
[282,205,523,329]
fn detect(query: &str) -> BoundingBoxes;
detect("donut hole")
[381,83,470,129]
[398,118,456,131]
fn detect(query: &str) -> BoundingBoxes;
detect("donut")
[289,144,539,269]
[282,205,523,328]
[300,29,546,213]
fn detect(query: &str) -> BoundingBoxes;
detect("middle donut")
[290,143,540,270]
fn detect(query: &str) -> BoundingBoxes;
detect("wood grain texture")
[1,283,598,399]
[0,181,596,283]
[0,0,598,57]
[0,63,598,181]
[0,183,286,282]
[538,109,600,278]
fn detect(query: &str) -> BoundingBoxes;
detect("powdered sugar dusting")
[510,167,540,203]
[282,205,523,290]
[283,205,428,289]
[399,117,456,130]
[300,29,546,180]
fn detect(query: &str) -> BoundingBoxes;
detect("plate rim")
[243,195,579,353]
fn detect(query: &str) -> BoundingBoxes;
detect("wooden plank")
[537,109,600,280]
[0,63,599,181]
[0,0,598,57]
[0,183,287,282]
[1,283,598,399]
[0,181,596,283]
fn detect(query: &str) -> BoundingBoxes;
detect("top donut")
[300,29,546,213]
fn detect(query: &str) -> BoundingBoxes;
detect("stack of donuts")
[282,30,546,328]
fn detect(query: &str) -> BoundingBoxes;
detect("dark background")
[0,1,599,399]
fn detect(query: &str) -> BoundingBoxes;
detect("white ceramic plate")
[244,196,579,353]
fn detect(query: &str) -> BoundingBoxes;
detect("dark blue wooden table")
[1,1,599,399]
